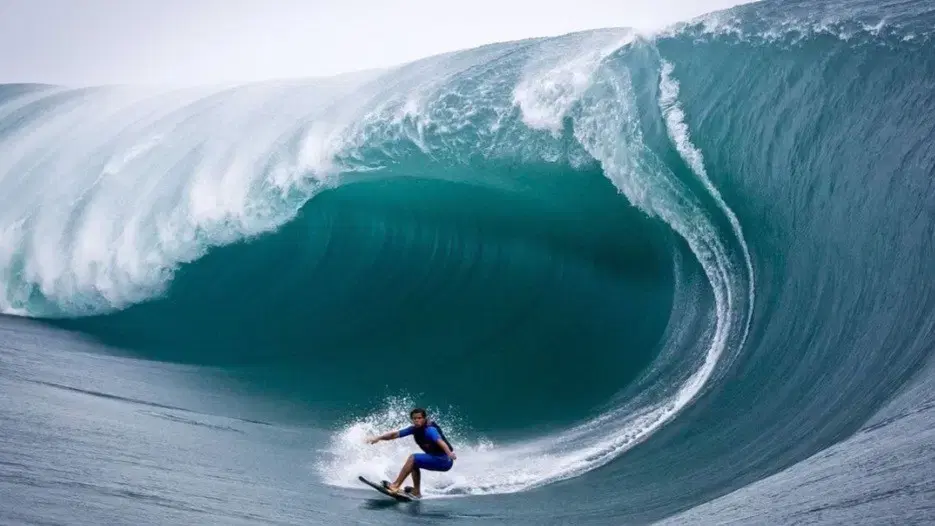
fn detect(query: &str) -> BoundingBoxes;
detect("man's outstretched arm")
[368,426,412,444]
[367,431,399,444]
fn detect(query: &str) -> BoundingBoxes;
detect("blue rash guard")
[398,423,454,472]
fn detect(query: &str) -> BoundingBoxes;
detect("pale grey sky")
[0,0,756,86]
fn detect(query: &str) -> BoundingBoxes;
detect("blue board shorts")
[413,453,453,472]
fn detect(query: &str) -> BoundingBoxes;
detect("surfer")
[367,408,456,498]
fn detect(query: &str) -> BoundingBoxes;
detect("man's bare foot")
[385,482,402,494]
[402,486,422,498]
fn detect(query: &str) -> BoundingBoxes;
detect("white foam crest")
[0,81,368,315]
[513,30,634,134]
[655,11,744,40]
[338,44,528,164]
[660,8,907,45]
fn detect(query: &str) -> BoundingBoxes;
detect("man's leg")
[387,455,415,493]
[405,454,452,496]
[410,466,422,497]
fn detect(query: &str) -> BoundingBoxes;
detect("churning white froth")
[657,3,925,45]
[512,30,634,133]
[0,77,382,315]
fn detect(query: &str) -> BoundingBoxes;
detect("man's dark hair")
[410,408,427,418]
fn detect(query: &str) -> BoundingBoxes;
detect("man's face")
[411,413,426,427]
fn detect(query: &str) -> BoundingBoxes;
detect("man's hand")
[368,431,398,444]
[434,436,456,461]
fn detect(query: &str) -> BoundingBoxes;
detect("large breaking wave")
[1,0,932,511]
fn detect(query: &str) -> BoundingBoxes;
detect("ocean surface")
[2,0,935,524]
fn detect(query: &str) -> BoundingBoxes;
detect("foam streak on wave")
[659,59,755,362]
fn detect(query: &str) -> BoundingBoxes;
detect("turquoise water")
[1,0,934,523]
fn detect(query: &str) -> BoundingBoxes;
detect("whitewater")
[2,0,934,524]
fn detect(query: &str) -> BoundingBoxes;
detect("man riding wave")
[367,408,456,498]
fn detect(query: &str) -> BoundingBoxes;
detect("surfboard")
[358,475,420,502]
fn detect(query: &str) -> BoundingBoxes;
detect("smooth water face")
[2,0,935,523]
